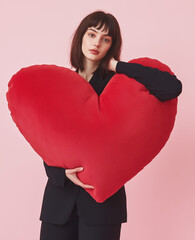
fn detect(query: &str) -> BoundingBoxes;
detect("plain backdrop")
[0,0,194,239]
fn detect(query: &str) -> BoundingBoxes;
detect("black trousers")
[40,202,122,240]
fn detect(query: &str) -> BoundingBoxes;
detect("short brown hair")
[69,10,122,79]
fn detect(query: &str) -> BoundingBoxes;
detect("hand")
[65,167,94,189]
[108,57,118,72]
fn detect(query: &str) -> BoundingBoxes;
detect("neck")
[78,58,100,82]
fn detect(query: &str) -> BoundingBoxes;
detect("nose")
[93,37,101,47]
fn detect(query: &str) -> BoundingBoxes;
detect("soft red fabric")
[6,57,177,203]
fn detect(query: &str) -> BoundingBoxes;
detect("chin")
[86,56,101,62]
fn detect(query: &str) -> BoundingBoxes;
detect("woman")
[39,10,182,240]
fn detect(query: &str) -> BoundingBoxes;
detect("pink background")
[0,0,194,239]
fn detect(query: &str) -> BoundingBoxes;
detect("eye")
[103,38,110,43]
[88,33,95,37]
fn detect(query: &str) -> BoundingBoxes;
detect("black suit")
[39,61,182,225]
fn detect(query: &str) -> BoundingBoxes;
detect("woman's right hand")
[65,167,94,189]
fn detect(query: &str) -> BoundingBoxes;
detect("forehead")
[87,26,110,36]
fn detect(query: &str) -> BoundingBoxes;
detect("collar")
[75,66,104,81]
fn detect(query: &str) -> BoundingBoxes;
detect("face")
[81,25,112,63]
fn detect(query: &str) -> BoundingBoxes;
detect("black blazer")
[39,60,182,225]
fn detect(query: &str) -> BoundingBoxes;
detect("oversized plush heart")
[6,57,177,203]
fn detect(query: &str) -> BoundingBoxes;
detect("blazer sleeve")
[43,160,69,187]
[116,61,182,102]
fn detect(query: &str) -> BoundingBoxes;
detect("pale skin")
[65,25,118,189]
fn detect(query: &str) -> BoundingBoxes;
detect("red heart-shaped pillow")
[6,57,177,202]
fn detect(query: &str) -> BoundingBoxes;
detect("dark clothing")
[40,204,121,240]
[39,60,182,225]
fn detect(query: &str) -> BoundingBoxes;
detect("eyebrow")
[88,28,111,37]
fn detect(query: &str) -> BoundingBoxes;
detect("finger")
[73,178,94,189]
[75,167,84,172]
[73,167,83,172]
[68,167,83,174]
[72,177,85,187]
[83,184,95,189]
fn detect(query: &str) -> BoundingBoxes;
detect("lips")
[90,49,99,54]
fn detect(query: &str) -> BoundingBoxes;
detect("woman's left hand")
[108,57,118,72]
